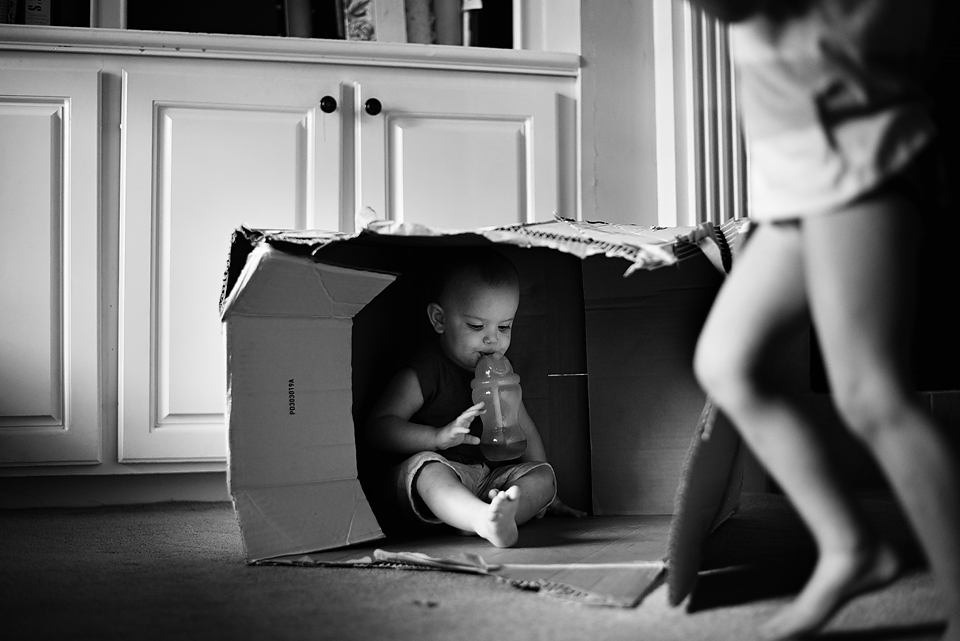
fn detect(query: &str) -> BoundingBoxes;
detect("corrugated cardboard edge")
[665,400,744,607]
[219,218,752,316]
[262,548,667,608]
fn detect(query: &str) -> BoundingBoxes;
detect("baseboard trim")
[0,472,230,509]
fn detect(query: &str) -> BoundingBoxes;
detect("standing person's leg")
[805,191,960,640]
[695,223,898,639]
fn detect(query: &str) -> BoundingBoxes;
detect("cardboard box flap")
[222,243,396,319]
[234,480,382,563]
[227,313,361,489]
[223,244,396,561]
[359,217,743,275]
[220,219,745,303]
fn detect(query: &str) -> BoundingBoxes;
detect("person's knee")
[537,465,558,492]
[694,337,761,412]
[831,376,914,445]
[693,343,723,397]
[514,465,556,502]
[519,465,555,492]
[414,460,456,493]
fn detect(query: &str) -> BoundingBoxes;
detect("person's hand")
[434,402,484,450]
[544,496,587,518]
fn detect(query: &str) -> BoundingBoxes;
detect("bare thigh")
[802,194,920,431]
[694,222,809,404]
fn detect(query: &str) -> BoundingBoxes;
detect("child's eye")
[499,325,512,333]
[467,323,483,331]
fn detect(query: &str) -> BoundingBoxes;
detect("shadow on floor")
[816,622,947,641]
[687,492,927,613]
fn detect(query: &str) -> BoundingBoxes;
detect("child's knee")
[519,465,557,506]
[693,343,725,397]
[530,465,557,491]
[414,460,458,492]
[831,377,917,444]
[694,338,756,408]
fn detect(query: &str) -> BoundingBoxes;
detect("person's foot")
[475,486,521,548]
[762,542,901,640]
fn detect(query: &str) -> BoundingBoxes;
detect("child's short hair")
[433,248,519,306]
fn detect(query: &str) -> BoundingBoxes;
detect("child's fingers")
[455,403,486,425]
[451,428,479,445]
[465,402,485,415]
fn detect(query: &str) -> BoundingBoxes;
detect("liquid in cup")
[471,353,527,462]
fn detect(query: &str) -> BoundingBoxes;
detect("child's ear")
[426,303,445,333]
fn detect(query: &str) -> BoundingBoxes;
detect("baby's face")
[436,280,520,372]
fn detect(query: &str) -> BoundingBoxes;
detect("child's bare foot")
[474,486,521,548]
[762,542,900,640]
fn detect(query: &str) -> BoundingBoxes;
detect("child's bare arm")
[366,368,482,454]
[434,403,484,449]
[517,401,548,463]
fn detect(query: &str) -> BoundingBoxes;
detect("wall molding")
[0,25,581,77]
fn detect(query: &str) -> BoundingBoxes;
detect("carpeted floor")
[0,493,947,641]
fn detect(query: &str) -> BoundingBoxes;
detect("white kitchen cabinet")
[0,64,101,467]
[118,64,343,462]
[119,61,573,463]
[357,71,568,229]
[0,28,579,471]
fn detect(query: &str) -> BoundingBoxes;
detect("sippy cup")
[471,353,527,461]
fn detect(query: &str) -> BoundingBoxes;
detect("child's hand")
[434,402,484,450]
[545,497,587,518]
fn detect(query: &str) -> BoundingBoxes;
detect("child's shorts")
[393,451,556,526]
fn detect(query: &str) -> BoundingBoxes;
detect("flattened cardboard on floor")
[279,514,673,607]
[220,218,744,563]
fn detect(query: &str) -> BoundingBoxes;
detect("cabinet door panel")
[159,108,308,422]
[389,116,527,230]
[0,68,100,466]
[120,68,341,462]
[358,74,564,230]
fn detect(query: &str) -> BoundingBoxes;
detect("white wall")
[580,0,692,227]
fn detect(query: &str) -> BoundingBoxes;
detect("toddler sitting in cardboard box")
[365,249,582,547]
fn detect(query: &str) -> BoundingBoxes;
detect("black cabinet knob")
[319,96,337,113]
[365,98,382,116]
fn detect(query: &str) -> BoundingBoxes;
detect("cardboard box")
[220,218,745,563]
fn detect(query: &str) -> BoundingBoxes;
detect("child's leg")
[695,222,898,639]
[805,193,960,640]
[495,464,556,526]
[415,462,521,547]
